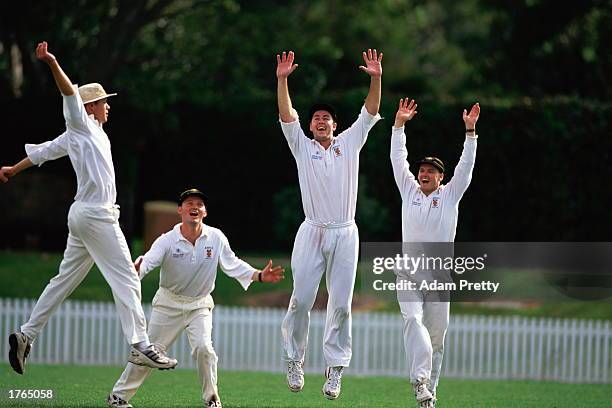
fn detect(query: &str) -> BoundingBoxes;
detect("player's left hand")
[260,259,285,283]
[463,103,480,128]
[359,49,383,77]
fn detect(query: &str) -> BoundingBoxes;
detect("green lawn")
[1,249,611,319]
[0,364,609,407]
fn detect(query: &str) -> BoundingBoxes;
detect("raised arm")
[0,158,34,183]
[277,51,299,123]
[390,98,420,197]
[36,42,74,96]
[446,103,480,200]
[359,49,383,116]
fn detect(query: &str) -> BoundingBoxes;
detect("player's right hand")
[394,98,418,128]
[134,256,144,273]
[35,41,57,64]
[0,166,15,183]
[276,51,298,79]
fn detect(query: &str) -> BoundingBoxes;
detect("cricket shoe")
[205,395,222,407]
[287,360,304,392]
[8,332,32,375]
[128,343,177,370]
[107,393,133,408]
[413,379,434,404]
[322,366,344,400]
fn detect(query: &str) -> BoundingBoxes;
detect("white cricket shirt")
[390,126,477,242]
[280,105,381,223]
[139,223,256,299]
[24,90,117,205]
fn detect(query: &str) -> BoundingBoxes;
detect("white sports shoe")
[413,379,434,403]
[107,393,133,408]
[205,396,222,407]
[128,343,177,370]
[286,360,304,392]
[322,366,344,400]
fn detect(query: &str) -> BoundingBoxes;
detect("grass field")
[0,364,610,407]
[1,250,611,319]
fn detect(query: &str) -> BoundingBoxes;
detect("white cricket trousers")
[113,287,219,403]
[20,201,148,345]
[282,219,358,367]
[398,286,449,392]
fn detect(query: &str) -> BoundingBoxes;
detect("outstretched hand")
[394,98,418,128]
[276,51,298,79]
[260,259,285,283]
[359,49,383,77]
[0,166,15,183]
[36,41,56,64]
[463,103,480,128]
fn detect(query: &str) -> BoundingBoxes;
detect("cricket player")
[107,188,284,408]
[1,42,177,375]
[276,49,382,399]
[390,98,480,407]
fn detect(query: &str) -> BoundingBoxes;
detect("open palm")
[276,51,298,79]
[463,103,480,128]
[359,49,383,77]
[395,98,418,127]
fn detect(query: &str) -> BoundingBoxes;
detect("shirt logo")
[333,146,342,157]
[412,201,421,206]
[172,248,185,258]
[311,151,323,160]
[432,197,440,208]
[205,246,213,258]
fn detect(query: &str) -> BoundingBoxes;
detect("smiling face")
[85,98,110,124]
[309,110,337,143]
[178,196,207,225]
[418,164,444,195]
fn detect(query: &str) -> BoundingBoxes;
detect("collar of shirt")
[87,114,103,128]
[172,222,210,244]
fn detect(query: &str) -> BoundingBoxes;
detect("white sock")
[133,341,151,352]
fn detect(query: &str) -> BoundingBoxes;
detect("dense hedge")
[1,95,609,251]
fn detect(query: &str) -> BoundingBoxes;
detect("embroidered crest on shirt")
[432,197,440,208]
[333,146,342,157]
[172,248,185,258]
[205,246,213,258]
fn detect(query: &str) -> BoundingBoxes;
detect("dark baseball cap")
[417,157,445,173]
[309,103,338,122]
[178,188,206,205]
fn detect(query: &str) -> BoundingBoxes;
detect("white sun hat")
[77,83,117,104]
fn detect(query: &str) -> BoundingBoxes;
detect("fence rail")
[1,298,610,383]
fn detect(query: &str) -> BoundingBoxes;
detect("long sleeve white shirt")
[24,90,117,205]
[139,223,256,299]
[280,106,381,223]
[390,126,477,242]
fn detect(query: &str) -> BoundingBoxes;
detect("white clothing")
[139,223,255,299]
[21,201,148,344]
[390,127,477,243]
[112,223,255,404]
[282,221,358,367]
[390,127,477,391]
[113,288,218,403]
[25,91,117,205]
[280,105,380,367]
[280,105,381,223]
[20,91,148,346]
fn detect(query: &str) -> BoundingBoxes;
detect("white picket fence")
[0,298,610,383]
